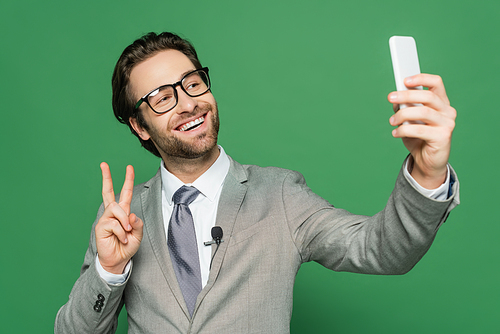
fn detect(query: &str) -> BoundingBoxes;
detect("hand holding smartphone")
[388,36,456,188]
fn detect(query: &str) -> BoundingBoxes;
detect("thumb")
[129,213,144,239]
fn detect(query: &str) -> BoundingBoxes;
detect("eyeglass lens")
[148,70,209,113]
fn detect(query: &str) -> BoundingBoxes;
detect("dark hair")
[111,32,203,157]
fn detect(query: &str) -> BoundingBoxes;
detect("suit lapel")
[140,170,190,318]
[195,157,248,305]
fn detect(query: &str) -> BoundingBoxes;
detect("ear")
[129,117,151,141]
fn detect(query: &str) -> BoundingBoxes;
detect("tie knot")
[173,185,200,205]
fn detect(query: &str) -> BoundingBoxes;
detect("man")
[55,32,459,333]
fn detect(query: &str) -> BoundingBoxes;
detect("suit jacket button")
[93,304,102,312]
[96,300,104,307]
[97,294,105,301]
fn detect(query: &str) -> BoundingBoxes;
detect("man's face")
[129,50,219,160]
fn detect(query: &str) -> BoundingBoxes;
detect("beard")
[146,102,220,160]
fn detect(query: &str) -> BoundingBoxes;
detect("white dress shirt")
[160,146,230,287]
[96,151,450,285]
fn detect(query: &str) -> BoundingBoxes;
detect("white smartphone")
[389,36,423,110]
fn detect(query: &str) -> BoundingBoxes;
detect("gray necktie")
[168,185,202,317]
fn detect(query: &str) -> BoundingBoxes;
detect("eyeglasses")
[134,67,211,114]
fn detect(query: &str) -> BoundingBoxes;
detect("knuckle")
[446,119,456,133]
[96,217,120,234]
[423,90,435,103]
[415,125,425,136]
[95,221,104,232]
[436,121,454,142]
[449,107,457,120]
[102,188,114,196]
[430,74,443,86]
[102,218,120,231]
[445,130,453,142]
[435,75,443,85]
[422,106,432,119]
[107,202,122,213]
[109,218,121,228]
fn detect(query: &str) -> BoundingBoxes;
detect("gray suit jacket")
[55,156,459,333]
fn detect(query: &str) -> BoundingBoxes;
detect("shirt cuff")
[95,254,131,285]
[403,160,451,201]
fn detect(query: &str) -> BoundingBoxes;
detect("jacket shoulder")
[228,155,304,186]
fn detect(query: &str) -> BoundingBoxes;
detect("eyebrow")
[139,68,197,100]
[154,68,196,89]
[175,68,197,83]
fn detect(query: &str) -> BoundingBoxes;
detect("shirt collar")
[160,145,230,205]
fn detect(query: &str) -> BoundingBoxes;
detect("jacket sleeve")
[55,204,130,334]
[285,161,460,274]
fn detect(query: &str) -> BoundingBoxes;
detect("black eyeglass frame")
[134,67,210,114]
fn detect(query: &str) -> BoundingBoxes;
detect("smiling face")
[129,50,219,161]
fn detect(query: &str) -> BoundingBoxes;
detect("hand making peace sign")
[95,163,144,274]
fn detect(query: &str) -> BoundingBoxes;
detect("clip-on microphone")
[204,226,223,246]
[204,226,224,269]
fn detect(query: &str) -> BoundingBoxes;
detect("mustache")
[175,102,215,123]
[190,103,212,116]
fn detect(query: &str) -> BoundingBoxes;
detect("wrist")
[96,255,131,285]
[409,156,447,189]
[98,256,128,275]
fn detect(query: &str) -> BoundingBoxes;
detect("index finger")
[404,73,450,105]
[100,162,115,208]
[118,165,135,215]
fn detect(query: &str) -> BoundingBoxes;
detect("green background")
[1,0,498,333]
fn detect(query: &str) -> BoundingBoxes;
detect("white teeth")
[179,116,205,131]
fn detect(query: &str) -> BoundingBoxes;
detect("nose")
[174,85,197,114]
